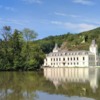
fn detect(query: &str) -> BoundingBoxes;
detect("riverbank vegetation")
[0,26,100,71]
[0,26,45,71]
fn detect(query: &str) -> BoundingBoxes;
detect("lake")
[0,67,100,100]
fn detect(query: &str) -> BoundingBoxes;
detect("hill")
[35,27,100,53]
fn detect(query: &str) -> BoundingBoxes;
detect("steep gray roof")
[46,50,94,57]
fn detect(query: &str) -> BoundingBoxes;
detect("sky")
[0,0,100,39]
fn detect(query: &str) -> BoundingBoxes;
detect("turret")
[89,40,98,55]
[89,40,98,66]
[53,43,59,52]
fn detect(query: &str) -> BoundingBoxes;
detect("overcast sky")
[0,0,100,39]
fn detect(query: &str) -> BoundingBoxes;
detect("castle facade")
[43,40,100,67]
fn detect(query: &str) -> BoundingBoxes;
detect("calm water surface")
[0,67,100,100]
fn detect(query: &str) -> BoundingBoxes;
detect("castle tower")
[53,43,59,52]
[89,40,98,66]
[89,40,98,55]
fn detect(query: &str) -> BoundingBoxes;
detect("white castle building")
[43,40,100,67]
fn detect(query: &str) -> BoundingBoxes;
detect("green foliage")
[0,26,100,71]
[36,27,100,52]
[0,26,44,71]
[22,28,37,41]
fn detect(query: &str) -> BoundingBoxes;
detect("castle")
[43,40,100,67]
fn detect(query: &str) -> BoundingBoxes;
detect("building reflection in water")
[43,67,99,92]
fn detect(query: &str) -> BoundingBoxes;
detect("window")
[77,62,79,65]
[51,58,52,61]
[56,58,58,61]
[59,58,61,61]
[77,57,78,60]
[83,57,85,60]
[54,58,55,61]
[63,58,65,61]
[85,52,88,55]
[63,63,65,66]
[68,58,69,61]
[71,63,72,65]
[78,52,81,55]
[71,57,72,61]
[74,57,75,60]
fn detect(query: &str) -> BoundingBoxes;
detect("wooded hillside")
[35,27,100,53]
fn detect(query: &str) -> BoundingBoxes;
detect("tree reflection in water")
[0,68,100,100]
[0,72,41,100]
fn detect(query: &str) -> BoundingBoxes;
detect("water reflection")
[44,67,99,92]
[0,72,40,100]
[0,68,99,100]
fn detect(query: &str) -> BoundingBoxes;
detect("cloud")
[54,12,80,18]
[51,21,97,32]
[64,23,97,31]
[0,18,29,26]
[72,0,94,5]
[51,21,62,25]
[22,0,43,4]
[0,5,15,12]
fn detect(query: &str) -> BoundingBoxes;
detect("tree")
[1,26,12,70]
[22,28,37,42]
[11,30,24,70]
[22,28,38,70]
